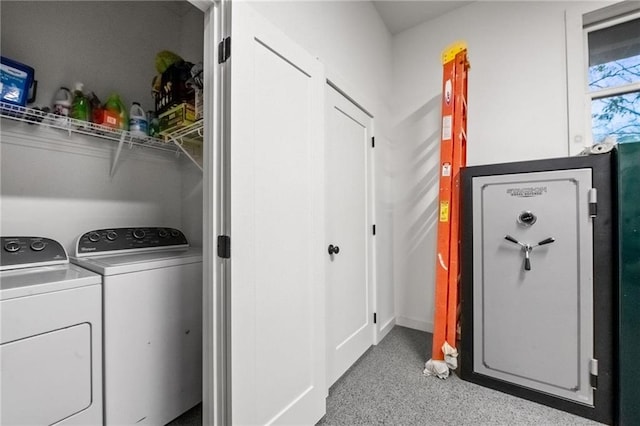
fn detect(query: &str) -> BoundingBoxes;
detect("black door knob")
[328,244,340,255]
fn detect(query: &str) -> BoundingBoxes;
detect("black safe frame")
[458,153,616,425]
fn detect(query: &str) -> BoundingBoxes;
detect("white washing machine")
[0,236,103,426]
[70,227,202,426]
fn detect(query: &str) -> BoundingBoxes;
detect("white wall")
[247,0,397,338]
[1,1,201,114]
[0,122,185,251]
[391,1,613,332]
[1,1,204,251]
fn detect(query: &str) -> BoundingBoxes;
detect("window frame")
[585,11,640,145]
[565,2,640,155]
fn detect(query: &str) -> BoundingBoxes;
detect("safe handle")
[537,237,555,246]
[504,235,522,245]
[524,250,531,271]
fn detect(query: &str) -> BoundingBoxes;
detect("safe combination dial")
[517,211,537,227]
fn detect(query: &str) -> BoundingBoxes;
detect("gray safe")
[459,154,615,425]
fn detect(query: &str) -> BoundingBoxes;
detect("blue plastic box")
[1,56,35,106]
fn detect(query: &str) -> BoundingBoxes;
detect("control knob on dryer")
[4,241,20,252]
[106,231,118,241]
[88,232,101,242]
[133,229,146,240]
[158,229,169,238]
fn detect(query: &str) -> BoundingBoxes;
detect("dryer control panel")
[0,237,68,270]
[75,227,189,257]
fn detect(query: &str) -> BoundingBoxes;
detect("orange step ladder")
[427,42,469,375]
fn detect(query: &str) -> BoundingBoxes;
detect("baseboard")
[396,316,433,333]
[376,317,395,344]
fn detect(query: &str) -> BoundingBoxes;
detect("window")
[585,13,640,144]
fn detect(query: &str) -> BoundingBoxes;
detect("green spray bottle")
[70,82,90,122]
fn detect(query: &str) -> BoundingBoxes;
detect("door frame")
[326,72,379,350]
[192,0,227,425]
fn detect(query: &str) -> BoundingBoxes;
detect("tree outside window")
[588,16,640,144]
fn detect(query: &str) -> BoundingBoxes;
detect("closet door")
[229,3,326,425]
[325,85,374,387]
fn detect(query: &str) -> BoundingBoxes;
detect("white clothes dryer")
[71,227,202,426]
[0,236,103,426]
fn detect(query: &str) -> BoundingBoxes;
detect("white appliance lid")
[0,263,102,301]
[70,248,202,276]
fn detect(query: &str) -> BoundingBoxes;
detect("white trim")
[584,1,640,27]
[590,81,640,100]
[202,0,223,425]
[188,0,216,13]
[396,315,433,333]
[326,69,375,119]
[566,7,592,155]
[377,317,396,343]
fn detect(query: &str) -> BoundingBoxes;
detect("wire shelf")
[1,102,204,172]
[0,102,179,153]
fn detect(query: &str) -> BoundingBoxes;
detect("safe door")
[459,154,615,425]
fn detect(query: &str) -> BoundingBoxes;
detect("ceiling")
[163,0,473,35]
[372,1,474,35]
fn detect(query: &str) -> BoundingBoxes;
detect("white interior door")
[325,85,374,387]
[230,3,326,425]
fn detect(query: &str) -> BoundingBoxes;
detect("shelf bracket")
[170,137,203,172]
[110,131,127,177]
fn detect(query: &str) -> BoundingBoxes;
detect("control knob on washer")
[30,240,46,251]
[88,232,101,242]
[106,231,118,241]
[158,229,169,238]
[133,229,146,240]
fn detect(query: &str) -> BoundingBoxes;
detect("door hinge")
[217,235,231,259]
[373,313,377,324]
[371,137,375,148]
[218,37,231,64]
[590,358,598,388]
[589,188,597,217]
[373,224,376,235]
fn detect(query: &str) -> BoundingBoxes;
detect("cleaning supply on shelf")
[1,56,36,106]
[102,93,128,130]
[89,92,103,124]
[70,82,90,122]
[147,110,160,137]
[129,102,148,137]
[53,87,72,117]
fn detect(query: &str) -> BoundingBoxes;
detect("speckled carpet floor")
[168,326,603,425]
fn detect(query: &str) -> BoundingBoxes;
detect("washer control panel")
[0,237,68,270]
[75,227,189,256]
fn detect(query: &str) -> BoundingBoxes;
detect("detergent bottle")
[53,87,72,117]
[129,102,148,137]
[103,93,125,129]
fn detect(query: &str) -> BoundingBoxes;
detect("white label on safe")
[507,186,547,197]
[442,115,452,140]
[442,163,451,177]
